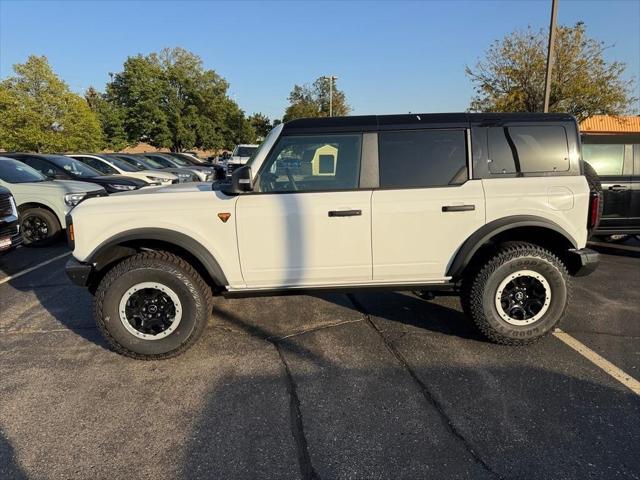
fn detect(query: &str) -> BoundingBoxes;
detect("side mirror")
[222,165,253,195]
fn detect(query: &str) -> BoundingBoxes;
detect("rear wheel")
[461,242,570,345]
[20,207,61,247]
[95,251,213,359]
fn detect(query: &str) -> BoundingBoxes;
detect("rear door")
[371,128,485,282]
[582,142,632,230]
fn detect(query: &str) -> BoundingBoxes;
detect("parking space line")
[554,329,640,396]
[0,252,71,286]
[588,241,640,253]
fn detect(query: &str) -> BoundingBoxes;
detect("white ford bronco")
[66,113,600,359]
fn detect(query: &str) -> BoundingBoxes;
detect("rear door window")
[487,126,570,174]
[378,130,467,188]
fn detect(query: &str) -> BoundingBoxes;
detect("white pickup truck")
[66,113,600,359]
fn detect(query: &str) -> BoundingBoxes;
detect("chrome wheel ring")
[118,282,182,340]
[495,270,551,326]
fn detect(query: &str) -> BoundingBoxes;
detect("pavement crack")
[346,294,503,480]
[271,318,365,341]
[274,343,321,480]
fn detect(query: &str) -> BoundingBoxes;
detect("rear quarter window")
[487,125,570,174]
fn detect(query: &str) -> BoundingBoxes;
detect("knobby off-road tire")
[462,242,570,345]
[20,207,61,247]
[95,251,213,360]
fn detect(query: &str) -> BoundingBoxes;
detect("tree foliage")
[283,77,350,122]
[466,23,636,121]
[0,55,103,152]
[248,112,273,140]
[106,47,253,151]
[85,87,128,151]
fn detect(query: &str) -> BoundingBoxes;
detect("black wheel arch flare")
[86,228,228,287]
[447,215,579,279]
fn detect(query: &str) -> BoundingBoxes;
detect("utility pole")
[323,75,338,117]
[543,0,558,113]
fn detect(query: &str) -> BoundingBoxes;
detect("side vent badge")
[218,212,231,223]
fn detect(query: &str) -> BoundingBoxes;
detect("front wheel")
[95,251,213,359]
[20,207,61,247]
[462,242,570,345]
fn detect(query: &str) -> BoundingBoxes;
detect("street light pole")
[329,76,333,117]
[543,0,559,113]
[323,75,338,117]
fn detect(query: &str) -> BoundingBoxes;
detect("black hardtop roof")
[282,112,576,134]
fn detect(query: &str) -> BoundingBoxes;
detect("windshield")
[44,155,99,178]
[0,159,48,183]
[108,156,142,172]
[142,155,174,168]
[246,128,279,168]
[113,155,152,170]
[163,154,189,166]
[234,146,258,158]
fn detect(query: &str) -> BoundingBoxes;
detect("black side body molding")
[447,215,579,279]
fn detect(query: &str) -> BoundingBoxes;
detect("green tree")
[466,22,636,121]
[106,47,248,151]
[248,112,273,140]
[85,87,128,150]
[0,55,103,152]
[283,77,350,122]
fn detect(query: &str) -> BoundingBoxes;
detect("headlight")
[146,176,162,182]
[64,193,87,206]
[108,184,137,191]
[8,196,18,216]
[177,172,190,178]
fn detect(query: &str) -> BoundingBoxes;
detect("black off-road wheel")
[94,251,213,360]
[20,207,61,247]
[461,242,570,345]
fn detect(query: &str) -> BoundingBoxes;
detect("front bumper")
[567,248,599,277]
[66,257,93,287]
[0,214,21,252]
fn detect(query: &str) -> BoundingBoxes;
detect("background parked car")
[109,154,199,183]
[225,144,259,176]
[0,157,105,246]
[3,153,148,194]
[0,186,21,253]
[67,154,177,186]
[144,153,215,182]
[582,134,640,241]
[137,153,213,182]
[164,151,212,166]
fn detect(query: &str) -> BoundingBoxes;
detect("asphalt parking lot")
[1,240,639,479]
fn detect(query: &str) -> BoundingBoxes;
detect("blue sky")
[1,0,638,120]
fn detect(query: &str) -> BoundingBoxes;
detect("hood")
[228,156,250,164]
[89,175,148,187]
[140,170,176,179]
[109,182,212,197]
[48,179,106,194]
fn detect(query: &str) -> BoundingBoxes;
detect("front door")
[236,133,372,288]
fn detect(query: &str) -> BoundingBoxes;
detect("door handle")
[608,185,628,191]
[328,209,362,217]
[442,205,475,212]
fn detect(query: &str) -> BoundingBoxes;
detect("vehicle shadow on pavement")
[340,290,487,342]
[177,349,640,480]
[0,429,27,480]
